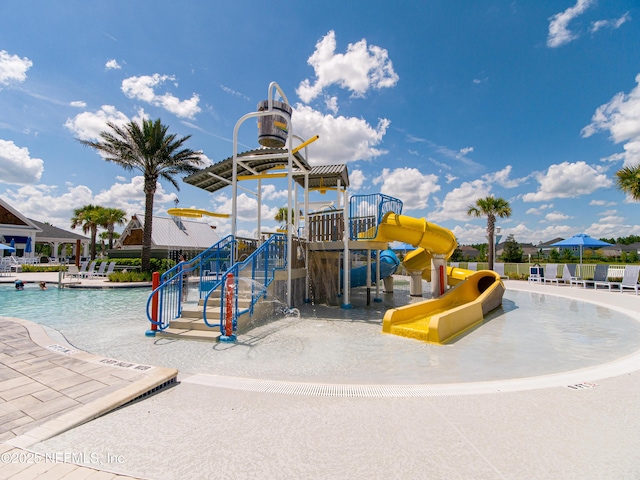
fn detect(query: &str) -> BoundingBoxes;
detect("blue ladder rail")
[146,235,236,331]
[146,234,288,336]
[204,233,287,335]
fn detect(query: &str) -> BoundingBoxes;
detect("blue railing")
[146,236,236,330]
[349,193,403,240]
[203,234,287,334]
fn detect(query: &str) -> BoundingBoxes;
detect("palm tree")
[467,196,512,270]
[616,165,640,200]
[100,207,127,249]
[78,118,204,271]
[71,204,103,260]
[274,207,294,224]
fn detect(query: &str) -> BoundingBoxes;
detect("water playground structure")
[146,82,505,345]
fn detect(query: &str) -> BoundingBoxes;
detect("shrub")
[108,271,152,282]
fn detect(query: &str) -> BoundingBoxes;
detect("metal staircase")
[146,234,287,341]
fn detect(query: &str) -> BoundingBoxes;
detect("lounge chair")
[542,263,560,285]
[95,261,116,277]
[89,261,108,278]
[619,265,640,295]
[558,264,577,285]
[575,264,608,289]
[80,261,98,278]
[66,265,81,279]
[0,262,11,277]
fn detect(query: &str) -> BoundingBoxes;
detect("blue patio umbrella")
[10,238,15,250]
[550,233,612,266]
[25,237,32,253]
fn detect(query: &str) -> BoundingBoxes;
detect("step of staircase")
[156,327,221,342]
[170,318,218,331]
[181,304,221,319]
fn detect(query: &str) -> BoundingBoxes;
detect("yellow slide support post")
[368,212,505,344]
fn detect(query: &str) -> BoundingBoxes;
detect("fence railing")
[349,193,403,240]
[307,211,344,242]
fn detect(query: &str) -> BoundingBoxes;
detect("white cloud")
[482,165,526,188]
[408,137,482,172]
[293,103,389,164]
[0,139,44,185]
[296,30,399,103]
[372,167,439,211]
[445,174,458,184]
[210,192,277,224]
[70,101,87,108]
[121,74,201,119]
[349,169,366,191]
[544,211,571,222]
[582,74,640,167]
[1,177,178,233]
[64,105,130,141]
[589,199,616,206]
[429,179,491,222]
[105,59,122,70]
[324,95,339,114]
[0,50,32,85]
[591,12,631,33]
[526,204,553,215]
[522,161,612,202]
[547,0,594,48]
[261,184,288,201]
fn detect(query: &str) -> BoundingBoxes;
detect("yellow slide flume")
[368,212,505,344]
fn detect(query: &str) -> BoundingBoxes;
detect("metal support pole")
[374,249,382,302]
[341,183,351,309]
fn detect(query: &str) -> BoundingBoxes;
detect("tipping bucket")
[257,100,292,148]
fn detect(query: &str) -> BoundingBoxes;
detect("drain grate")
[566,382,598,390]
[184,376,452,398]
[116,377,179,410]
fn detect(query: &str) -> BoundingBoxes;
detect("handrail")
[203,234,287,332]
[146,236,236,330]
[349,193,403,240]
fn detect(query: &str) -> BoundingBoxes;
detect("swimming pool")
[2,284,640,384]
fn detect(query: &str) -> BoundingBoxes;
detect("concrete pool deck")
[1,279,640,478]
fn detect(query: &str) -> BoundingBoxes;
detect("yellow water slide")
[369,212,505,344]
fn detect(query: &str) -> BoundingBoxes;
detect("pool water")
[1,284,640,384]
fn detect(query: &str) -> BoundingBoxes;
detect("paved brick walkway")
[0,316,176,479]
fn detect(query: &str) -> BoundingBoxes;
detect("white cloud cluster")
[547,0,594,48]
[0,139,44,185]
[64,105,130,141]
[372,167,439,211]
[2,177,178,233]
[482,165,526,188]
[349,169,366,192]
[296,31,399,103]
[293,103,389,164]
[105,59,121,70]
[429,179,492,222]
[121,74,201,119]
[547,1,630,48]
[582,74,640,167]
[544,211,571,222]
[0,50,32,85]
[522,161,612,202]
[590,12,630,33]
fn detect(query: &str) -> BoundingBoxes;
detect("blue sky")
[1,0,639,246]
